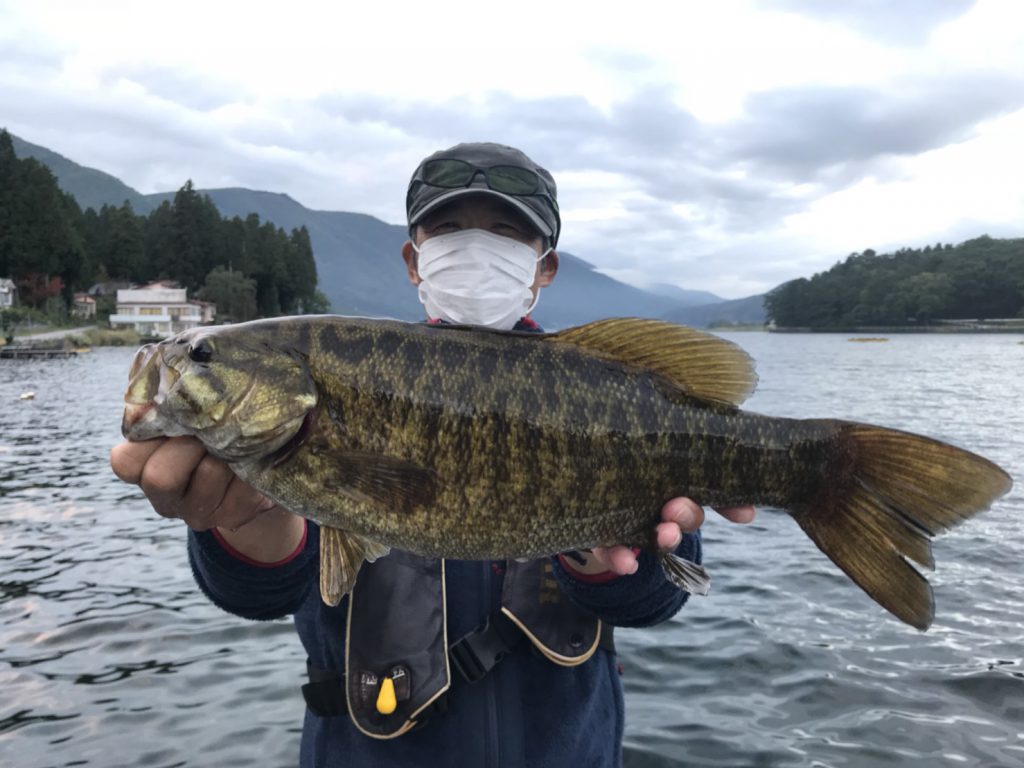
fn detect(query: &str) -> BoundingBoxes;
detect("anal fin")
[319,526,391,606]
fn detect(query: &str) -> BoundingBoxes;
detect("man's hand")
[110,437,304,562]
[563,498,756,577]
[111,436,275,530]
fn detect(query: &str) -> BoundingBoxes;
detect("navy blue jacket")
[188,525,700,767]
[186,318,702,767]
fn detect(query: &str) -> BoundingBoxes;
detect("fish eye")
[188,339,214,363]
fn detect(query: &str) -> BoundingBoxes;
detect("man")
[110,142,755,767]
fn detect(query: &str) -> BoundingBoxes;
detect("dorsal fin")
[548,318,757,406]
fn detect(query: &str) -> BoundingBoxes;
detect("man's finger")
[110,439,166,485]
[609,546,639,575]
[178,455,236,529]
[662,497,704,532]
[139,437,209,517]
[715,505,756,524]
[655,521,683,551]
[591,545,639,575]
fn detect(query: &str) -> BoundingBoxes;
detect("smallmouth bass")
[121,316,1012,630]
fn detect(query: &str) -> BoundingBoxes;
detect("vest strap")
[301,661,346,717]
[448,609,524,684]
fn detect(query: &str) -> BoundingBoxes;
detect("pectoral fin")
[324,452,438,513]
[659,551,711,596]
[319,526,391,606]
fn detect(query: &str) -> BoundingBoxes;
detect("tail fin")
[793,424,1011,630]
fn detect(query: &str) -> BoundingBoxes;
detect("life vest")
[304,551,611,738]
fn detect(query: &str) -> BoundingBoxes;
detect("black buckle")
[448,613,521,684]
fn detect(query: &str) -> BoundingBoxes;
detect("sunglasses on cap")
[411,158,544,197]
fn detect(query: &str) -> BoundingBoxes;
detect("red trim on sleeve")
[211,521,308,568]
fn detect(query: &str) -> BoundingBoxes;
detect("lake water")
[1,333,1022,767]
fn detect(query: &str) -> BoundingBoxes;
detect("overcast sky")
[2,0,1022,298]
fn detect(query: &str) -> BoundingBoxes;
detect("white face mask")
[413,229,552,330]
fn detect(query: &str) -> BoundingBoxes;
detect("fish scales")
[251,319,829,557]
[121,315,1012,629]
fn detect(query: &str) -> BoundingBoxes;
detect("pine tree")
[102,202,145,279]
[143,200,176,282]
[288,225,319,312]
[170,180,207,290]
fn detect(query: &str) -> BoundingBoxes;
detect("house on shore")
[108,282,216,338]
[0,278,16,309]
[72,293,96,319]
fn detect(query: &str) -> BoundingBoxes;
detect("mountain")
[10,134,152,213]
[663,294,767,327]
[11,132,756,326]
[143,187,687,323]
[537,253,683,329]
[645,282,723,307]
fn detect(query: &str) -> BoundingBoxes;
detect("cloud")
[105,64,244,112]
[762,0,975,44]
[0,36,63,76]
[726,73,1024,182]
[147,79,1021,296]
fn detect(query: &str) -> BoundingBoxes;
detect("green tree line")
[0,128,328,324]
[765,237,1024,328]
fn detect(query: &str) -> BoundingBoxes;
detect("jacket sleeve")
[187,521,320,621]
[549,530,702,628]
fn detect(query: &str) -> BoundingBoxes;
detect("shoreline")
[770,325,1024,334]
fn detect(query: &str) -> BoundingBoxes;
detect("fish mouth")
[121,402,154,432]
[121,343,183,439]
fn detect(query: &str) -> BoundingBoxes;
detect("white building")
[109,282,216,338]
[0,278,16,309]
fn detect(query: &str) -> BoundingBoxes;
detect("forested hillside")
[10,131,746,326]
[0,129,326,323]
[766,238,1024,328]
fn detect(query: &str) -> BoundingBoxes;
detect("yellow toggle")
[376,676,397,715]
